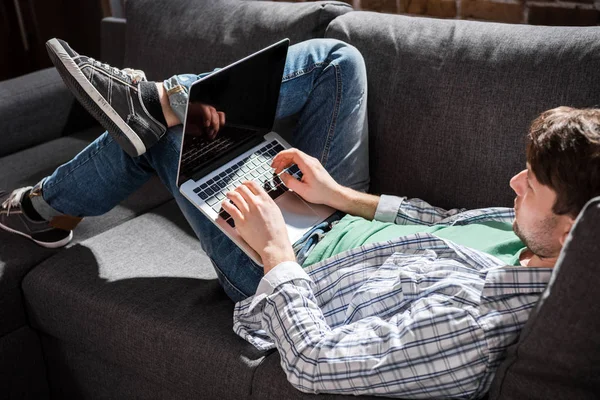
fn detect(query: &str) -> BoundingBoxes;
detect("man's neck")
[519,249,556,268]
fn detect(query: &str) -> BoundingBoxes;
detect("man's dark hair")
[527,106,600,218]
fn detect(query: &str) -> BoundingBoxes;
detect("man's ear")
[558,215,576,247]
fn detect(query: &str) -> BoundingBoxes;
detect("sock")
[139,81,168,128]
[21,190,45,221]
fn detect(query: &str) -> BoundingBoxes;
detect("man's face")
[509,164,567,258]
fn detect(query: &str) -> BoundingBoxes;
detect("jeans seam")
[320,62,342,167]
[281,62,326,82]
[42,134,116,193]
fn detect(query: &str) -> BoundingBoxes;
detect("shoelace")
[88,58,147,84]
[1,187,32,216]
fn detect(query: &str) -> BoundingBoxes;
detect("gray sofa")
[1,0,599,399]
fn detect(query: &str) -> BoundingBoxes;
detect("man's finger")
[244,180,266,197]
[279,172,301,192]
[271,148,312,174]
[271,148,296,169]
[226,191,249,214]
[235,184,256,205]
[221,199,243,221]
[218,111,226,127]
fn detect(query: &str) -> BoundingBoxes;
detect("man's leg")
[277,39,369,192]
[152,39,369,300]
[1,38,368,301]
[163,39,369,191]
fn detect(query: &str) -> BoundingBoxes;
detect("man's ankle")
[156,82,181,128]
[28,183,83,230]
[20,191,45,221]
[139,81,169,129]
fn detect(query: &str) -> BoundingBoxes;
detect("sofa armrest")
[0,68,96,157]
[489,196,600,399]
[101,17,126,68]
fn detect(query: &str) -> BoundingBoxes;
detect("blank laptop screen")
[177,40,289,185]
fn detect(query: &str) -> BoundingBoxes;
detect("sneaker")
[45,38,166,157]
[0,188,73,248]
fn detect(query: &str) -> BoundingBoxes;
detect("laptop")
[176,39,335,265]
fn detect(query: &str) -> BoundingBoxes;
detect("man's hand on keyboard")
[271,148,342,208]
[221,181,296,273]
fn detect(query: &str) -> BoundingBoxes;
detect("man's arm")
[327,185,380,220]
[272,148,380,220]
[272,148,464,225]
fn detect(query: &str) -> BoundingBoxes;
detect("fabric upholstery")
[488,197,600,400]
[10,1,600,398]
[0,128,102,337]
[22,201,267,400]
[0,326,49,399]
[101,17,127,68]
[39,332,251,400]
[326,13,600,210]
[124,0,352,80]
[0,127,171,335]
[0,68,96,157]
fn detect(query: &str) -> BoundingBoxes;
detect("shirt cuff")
[254,261,311,297]
[374,195,404,222]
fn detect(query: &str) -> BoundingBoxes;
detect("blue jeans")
[32,39,369,302]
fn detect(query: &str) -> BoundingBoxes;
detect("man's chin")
[513,220,523,239]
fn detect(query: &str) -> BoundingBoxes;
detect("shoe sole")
[46,38,147,157]
[0,220,73,249]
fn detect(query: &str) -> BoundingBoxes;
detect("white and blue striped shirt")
[233,195,553,399]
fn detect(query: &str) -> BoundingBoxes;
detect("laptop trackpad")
[276,193,321,241]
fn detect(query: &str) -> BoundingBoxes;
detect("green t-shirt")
[302,215,526,268]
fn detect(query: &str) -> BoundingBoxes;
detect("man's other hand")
[185,103,225,139]
[271,148,341,207]
[221,181,296,274]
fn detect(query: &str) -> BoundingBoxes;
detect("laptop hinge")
[190,134,266,182]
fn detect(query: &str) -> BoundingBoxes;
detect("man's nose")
[510,170,526,195]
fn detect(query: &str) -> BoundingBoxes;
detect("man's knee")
[321,39,366,82]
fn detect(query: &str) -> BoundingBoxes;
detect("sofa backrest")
[326,13,600,210]
[124,0,351,81]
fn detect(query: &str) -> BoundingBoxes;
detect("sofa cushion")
[0,326,49,399]
[488,197,600,400]
[0,127,171,336]
[22,200,267,400]
[38,332,250,400]
[326,13,600,210]
[0,67,96,157]
[124,0,352,80]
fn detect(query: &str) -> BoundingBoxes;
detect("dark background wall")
[2,0,598,82]
[283,0,600,26]
[0,0,116,81]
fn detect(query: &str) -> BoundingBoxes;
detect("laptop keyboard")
[192,140,303,227]
[179,126,254,180]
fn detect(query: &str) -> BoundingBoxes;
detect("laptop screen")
[177,39,289,185]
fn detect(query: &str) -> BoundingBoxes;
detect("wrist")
[328,184,351,210]
[261,245,296,274]
[329,185,379,220]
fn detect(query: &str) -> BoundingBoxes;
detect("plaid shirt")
[233,195,553,399]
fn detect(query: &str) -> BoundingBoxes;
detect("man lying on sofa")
[2,38,600,399]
